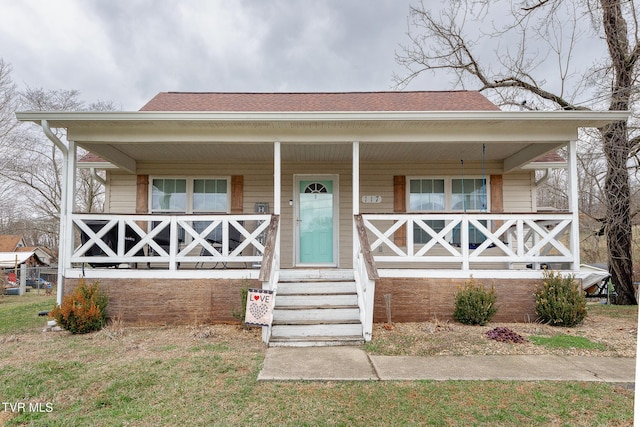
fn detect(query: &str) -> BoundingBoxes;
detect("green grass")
[0,293,634,426]
[0,291,56,334]
[587,302,638,319]
[0,347,633,426]
[530,334,607,350]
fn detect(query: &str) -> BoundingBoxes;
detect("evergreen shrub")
[534,270,586,327]
[453,278,497,325]
[50,279,108,334]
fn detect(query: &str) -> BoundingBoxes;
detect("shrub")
[534,270,586,327]
[453,279,497,326]
[49,279,108,334]
[231,285,249,326]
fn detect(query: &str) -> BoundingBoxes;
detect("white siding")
[105,171,136,213]
[359,160,504,214]
[503,171,536,212]
[103,160,536,268]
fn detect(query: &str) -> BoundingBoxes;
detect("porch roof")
[17,108,628,174]
[139,91,501,112]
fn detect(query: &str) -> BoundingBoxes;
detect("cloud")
[0,0,417,109]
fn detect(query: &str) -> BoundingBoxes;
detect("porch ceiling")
[16,110,628,172]
[81,140,551,164]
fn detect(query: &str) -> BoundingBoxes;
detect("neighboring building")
[17,91,627,346]
[0,235,48,268]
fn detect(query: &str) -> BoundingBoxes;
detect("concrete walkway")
[258,347,635,385]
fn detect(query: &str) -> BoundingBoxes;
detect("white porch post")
[274,141,281,216]
[54,139,76,305]
[352,141,359,215]
[567,139,580,271]
[274,141,281,270]
[352,141,360,268]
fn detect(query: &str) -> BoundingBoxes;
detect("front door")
[296,176,337,266]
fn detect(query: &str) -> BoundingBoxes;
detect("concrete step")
[268,336,365,347]
[278,269,354,282]
[275,294,358,308]
[269,274,363,347]
[271,323,363,339]
[273,307,360,324]
[277,281,357,295]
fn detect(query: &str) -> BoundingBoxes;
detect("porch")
[64,210,576,344]
[68,211,576,278]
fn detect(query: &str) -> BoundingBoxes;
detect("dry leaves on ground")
[370,310,637,357]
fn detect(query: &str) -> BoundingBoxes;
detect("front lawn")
[0,293,634,426]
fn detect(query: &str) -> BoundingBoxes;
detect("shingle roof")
[0,235,23,252]
[534,152,565,163]
[78,152,106,163]
[140,91,500,112]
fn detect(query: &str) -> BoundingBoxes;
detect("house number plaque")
[361,195,382,203]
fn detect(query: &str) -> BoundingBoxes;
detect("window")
[151,178,229,214]
[409,179,445,211]
[452,178,487,211]
[408,177,489,245]
[193,179,228,212]
[152,178,187,212]
[451,178,487,245]
[409,179,445,243]
[150,177,230,245]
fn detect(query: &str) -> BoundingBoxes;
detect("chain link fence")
[1,266,57,295]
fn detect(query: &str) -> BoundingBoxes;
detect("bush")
[49,279,108,334]
[231,285,249,326]
[453,279,497,325]
[534,270,586,327]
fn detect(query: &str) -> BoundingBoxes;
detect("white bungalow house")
[17,91,627,346]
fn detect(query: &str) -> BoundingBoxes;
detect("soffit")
[16,110,628,170]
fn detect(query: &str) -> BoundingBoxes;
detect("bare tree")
[0,59,26,241]
[396,0,639,303]
[0,59,18,144]
[0,77,114,254]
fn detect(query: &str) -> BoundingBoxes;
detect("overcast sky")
[1,0,611,112]
[0,0,433,110]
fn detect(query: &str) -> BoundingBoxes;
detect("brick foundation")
[64,278,259,325]
[64,276,539,326]
[373,277,539,323]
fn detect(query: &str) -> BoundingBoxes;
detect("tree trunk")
[601,120,635,304]
[600,0,637,304]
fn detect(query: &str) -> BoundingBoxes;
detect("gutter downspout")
[90,168,106,186]
[42,120,68,306]
[534,168,552,186]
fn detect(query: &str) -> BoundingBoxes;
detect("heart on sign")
[249,302,268,320]
[253,295,260,301]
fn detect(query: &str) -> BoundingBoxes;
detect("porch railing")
[361,213,575,270]
[71,213,272,270]
[258,215,280,344]
[353,214,379,342]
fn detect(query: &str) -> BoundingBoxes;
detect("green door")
[298,180,334,264]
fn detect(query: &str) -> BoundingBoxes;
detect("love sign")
[245,288,274,327]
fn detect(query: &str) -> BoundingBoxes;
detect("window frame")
[407,176,490,213]
[407,176,491,245]
[149,176,231,214]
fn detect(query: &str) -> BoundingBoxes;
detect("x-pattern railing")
[72,214,272,269]
[361,213,574,269]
